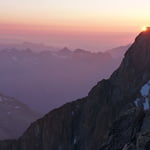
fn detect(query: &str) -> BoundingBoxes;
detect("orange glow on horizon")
[0,0,150,36]
[142,27,148,31]
[0,20,141,35]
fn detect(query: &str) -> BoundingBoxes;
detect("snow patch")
[15,106,20,109]
[7,112,11,115]
[73,137,77,144]
[72,111,74,115]
[134,98,140,107]
[140,81,150,97]
[134,80,150,111]
[143,98,150,110]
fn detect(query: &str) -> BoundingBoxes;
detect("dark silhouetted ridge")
[1,31,150,150]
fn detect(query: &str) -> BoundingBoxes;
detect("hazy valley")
[0,43,129,114]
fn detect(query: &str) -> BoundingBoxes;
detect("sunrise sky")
[0,0,150,51]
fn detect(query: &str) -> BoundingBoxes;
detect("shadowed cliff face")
[0,30,150,150]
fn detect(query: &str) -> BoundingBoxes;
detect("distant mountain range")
[0,42,59,52]
[0,94,39,140]
[0,43,129,114]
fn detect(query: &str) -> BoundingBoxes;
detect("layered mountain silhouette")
[0,30,150,150]
[0,94,39,140]
[0,45,124,114]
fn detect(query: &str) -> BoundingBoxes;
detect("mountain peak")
[141,26,150,32]
[123,30,150,71]
[59,47,72,55]
[136,27,150,42]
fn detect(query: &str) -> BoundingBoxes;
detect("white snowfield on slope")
[134,80,150,110]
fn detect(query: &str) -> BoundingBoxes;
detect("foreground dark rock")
[1,30,150,150]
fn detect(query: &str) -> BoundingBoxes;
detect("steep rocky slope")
[0,30,150,150]
[0,94,40,140]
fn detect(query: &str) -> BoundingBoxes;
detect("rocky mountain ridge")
[0,94,40,140]
[0,30,150,150]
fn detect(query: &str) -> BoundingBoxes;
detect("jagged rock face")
[110,31,150,103]
[1,30,150,150]
[100,108,145,150]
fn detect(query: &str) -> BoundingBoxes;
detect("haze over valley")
[0,43,129,113]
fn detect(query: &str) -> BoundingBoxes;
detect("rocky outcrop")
[1,30,150,150]
[101,107,150,150]
[100,107,145,150]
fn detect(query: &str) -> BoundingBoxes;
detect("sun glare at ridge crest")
[142,27,148,31]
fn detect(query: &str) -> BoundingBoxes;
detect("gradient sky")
[0,0,150,51]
